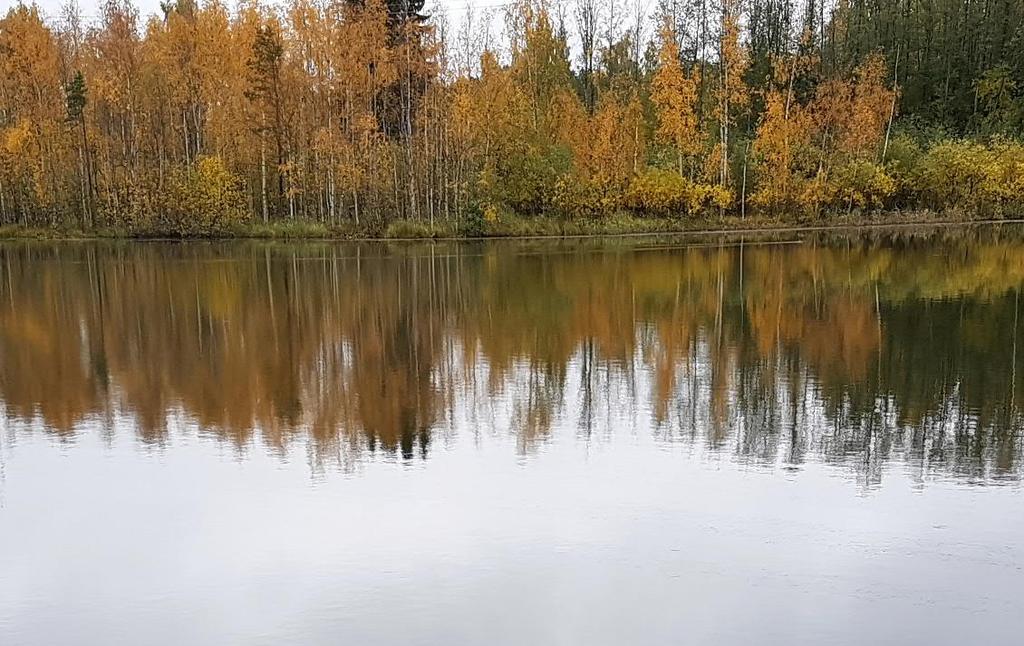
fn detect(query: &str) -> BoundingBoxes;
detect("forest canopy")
[0,0,1022,234]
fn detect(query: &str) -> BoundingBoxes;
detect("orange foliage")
[651,20,702,173]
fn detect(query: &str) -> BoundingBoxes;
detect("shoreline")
[2,213,1022,243]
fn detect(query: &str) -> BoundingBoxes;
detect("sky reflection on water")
[1,226,1023,644]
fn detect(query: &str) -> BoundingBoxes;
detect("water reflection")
[1,226,1022,484]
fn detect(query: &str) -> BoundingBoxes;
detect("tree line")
[0,0,1022,234]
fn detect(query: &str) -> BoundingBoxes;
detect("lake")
[1,225,1023,645]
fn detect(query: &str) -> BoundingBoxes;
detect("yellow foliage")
[751,82,816,213]
[624,169,729,216]
[163,156,249,235]
[989,141,1024,210]
[830,161,895,211]
[715,3,750,121]
[552,175,622,217]
[752,52,897,216]
[916,141,996,210]
[0,0,1019,228]
[483,204,501,223]
[555,92,644,186]
[812,55,895,162]
[651,21,702,169]
[705,184,733,211]
[843,54,896,157]
[625,169,692,214]
[914,140,1024,214]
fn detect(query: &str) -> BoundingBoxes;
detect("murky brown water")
[1,226,1023,644]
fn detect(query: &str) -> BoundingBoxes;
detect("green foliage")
[974,66,1022,134]
[246,24,284,107]
[828,0,1023,132]
[480,144,572,215]
[384,219,456,239]
[459,201,489,237]
[64,71,86,123]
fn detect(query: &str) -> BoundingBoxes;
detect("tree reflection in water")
[1,225,1022,484]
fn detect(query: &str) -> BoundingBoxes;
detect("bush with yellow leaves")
[914,140,997,212]
[989,141,1024,213]
[160,156,249,235]
[829,160,896,212]
[882,134,925,207]
[551,175,624,218]
[884,138,1024,216]
[624,169,730,217]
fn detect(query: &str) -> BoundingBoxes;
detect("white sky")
[1,0,536,70]
[3,0,511,28]
[1,0,657,71]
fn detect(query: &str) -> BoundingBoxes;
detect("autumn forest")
[0,0,1022,235]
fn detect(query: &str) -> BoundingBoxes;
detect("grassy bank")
[0,209,1012,242]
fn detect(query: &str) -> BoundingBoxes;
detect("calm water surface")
[1,226,1023,644]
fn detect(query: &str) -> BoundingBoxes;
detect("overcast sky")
[2,0,505,28]
[1,0,656,69]
[1,0,535,67]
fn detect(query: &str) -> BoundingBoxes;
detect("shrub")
[624,169,728,217]
[794,174,835,217]
[915,140,997,212]
[882,137,1024,216]
[551,175,622,218]
[883,134,924,208]
[830,160,895,211]
[624,169,689,214]
[989,141,1024,214]
[162,156,248,235]
[459,200,490,237]
[481,145,571,215]
[98,173,162,231]
[703,184,733,211]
